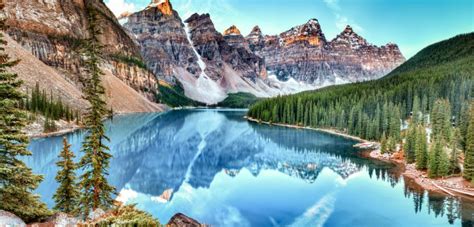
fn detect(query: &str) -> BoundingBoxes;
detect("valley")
[0,0,472,226]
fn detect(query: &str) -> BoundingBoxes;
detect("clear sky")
[106,0,474,58]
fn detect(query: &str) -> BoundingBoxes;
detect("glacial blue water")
[25,109,474,226]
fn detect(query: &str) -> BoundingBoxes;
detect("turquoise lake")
[25,109,474,226]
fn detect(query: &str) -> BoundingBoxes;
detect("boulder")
[167,213,203,227]
[0,210,26,227]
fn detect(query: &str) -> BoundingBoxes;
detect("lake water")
[25,109,474,226]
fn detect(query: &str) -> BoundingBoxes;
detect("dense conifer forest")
[248,33,474,180]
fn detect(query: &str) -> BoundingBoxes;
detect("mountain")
[248,33,473,141]
[247,19,406,85]
[4,0,163,113]
[123,0,405,105]
[5,0,406,107]
[124,1,279,104]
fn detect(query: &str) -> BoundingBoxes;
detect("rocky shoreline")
[246,117,474,200]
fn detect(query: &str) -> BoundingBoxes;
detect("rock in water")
[167,213,203,227]
[0,210,26,227]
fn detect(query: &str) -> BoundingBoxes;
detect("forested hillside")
[248,33,473,141]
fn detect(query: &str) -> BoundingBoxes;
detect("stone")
[167,213,203,227]
[0,210,26,227]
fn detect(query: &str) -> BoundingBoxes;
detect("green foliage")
[248,33,473,143]
[157,81,203,107]
[431,99,452,141]
[388,33,474,76]
[428,138,450,178]
[110,54,147,69]
[43,114,57,133]
[449,128,461,174]
[0,19,51,222]
[415,125,429,170]
[23,82,77,122]
[218,92,261,108]
[464,102,474,182]
[404,124,417,163]
[54,137,79,214]
[91,204,160,226]
[77,6,116,217]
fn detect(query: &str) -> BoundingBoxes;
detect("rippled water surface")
[26,109,474,226]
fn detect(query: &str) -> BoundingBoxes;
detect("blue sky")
[106,0,473,58]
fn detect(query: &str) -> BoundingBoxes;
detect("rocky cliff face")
[124,2,269,104]
[124,0,200,83]
[4,0,158,101]
[248,20,405,84]
[185,14,266,81]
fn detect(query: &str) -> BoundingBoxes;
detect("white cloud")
[105,0,136,17]
[335,14,364,32]
[323,0,340,11]
[323,0,364,33]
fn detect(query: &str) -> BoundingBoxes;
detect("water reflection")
[26,109,473,226]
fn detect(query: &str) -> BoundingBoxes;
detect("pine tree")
[463,102,474,181]
[54,137,79,213]
[0,18,50,222]
[415,125,428,170]
[77,6,115,217]
[431,99,452,141]
[412,95,421,124]
[404,124,417,163]
[449,128,461,174]
[380,133,388,154]
[429,138,450,178]
[428,139,442,178]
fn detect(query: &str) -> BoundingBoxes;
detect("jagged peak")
[331,25,369,49]
[148,0,173,16]
[224,25,241,36]
[343,25,353,33]
[185,13,211,23]
[307,18,320,24]
[247,25,263,39]
[251,26,262,34]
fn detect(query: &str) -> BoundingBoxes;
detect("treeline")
[21,83,79,122]
[248,33,474,180]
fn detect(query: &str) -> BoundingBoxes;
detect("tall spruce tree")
[0,18,50,222]
[431,99,452,141]
[54,137,79,213]
[77,6,115,217]
[428,137,450,178]
[415,125,428,170]
[449,128,461,174]
[463,102,474,181]
[412,95,421,124]
[404,124,417,163]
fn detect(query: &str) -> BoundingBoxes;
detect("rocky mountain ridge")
[124,2,277,104]
[246,19,405,84]
[121,0,404,104]
[6,0,406,106]
[4,0,161,111]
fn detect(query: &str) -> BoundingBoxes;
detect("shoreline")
[29,109,172,139]
[29,126,84,139]
[245,116,368,143]
[246,116,474,200]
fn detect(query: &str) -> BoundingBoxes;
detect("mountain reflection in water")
[26,109,474,226]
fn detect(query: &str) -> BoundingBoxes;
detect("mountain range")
[4,0,405,108]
